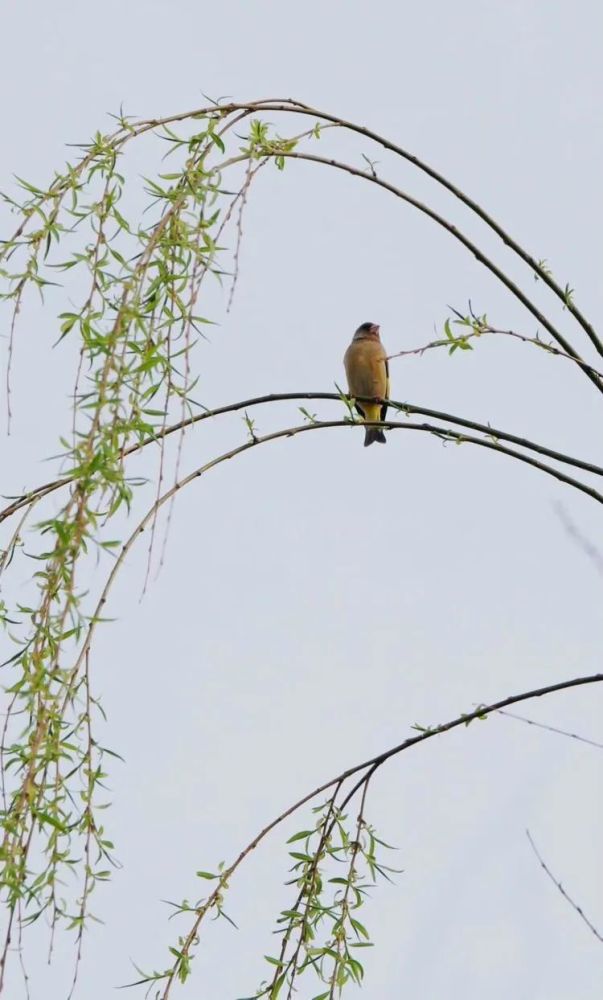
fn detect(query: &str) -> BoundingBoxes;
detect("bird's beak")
[370,324,380,336]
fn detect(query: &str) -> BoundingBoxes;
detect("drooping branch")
[2,94,601,995]
[151,669,603,998]
[3,98,600,425]
[526,830,603,945]
[230,98,602,359]
[279,150,603,393]
[207,140,599,393]
[2,408,593,950]
[56,414,603,752]
[387,324,603,383]
[6,96,595,358]
[495,709,603,750]
[1,406,583,951]
[2,391,602,529]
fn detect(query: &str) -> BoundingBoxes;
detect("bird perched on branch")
[344,322,390,446]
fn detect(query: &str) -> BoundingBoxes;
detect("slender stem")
[3,390,602,527]
[338,672,603,811]
[526,830,603,944]
[281,151,603,393]
[387,326,603,383]
[21,95,595,359]
[241,98,602,358]
[157,670,603,998]
[70,416,603,683]
[495,709,603,750]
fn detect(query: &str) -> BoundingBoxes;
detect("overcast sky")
[1,1,603,998]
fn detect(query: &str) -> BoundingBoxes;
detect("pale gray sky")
[1,1,603,998]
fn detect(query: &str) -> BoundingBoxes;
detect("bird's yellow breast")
[344,339,388,399]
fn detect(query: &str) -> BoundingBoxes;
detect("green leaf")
[269,972,285,998]
[350,917,370,939]
[58,312,78,336]
[34,810,68,833]
[286,830,313,844]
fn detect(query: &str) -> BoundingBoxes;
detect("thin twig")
[2,96,599,357]
[226,158,254,314]
[67,649,93,1000]
[3,389,603,528]
[156,671,603,998]
[496,709,603,749]
[0,499,35,578]
[68,415,603,685]
[279,150,603,394]
[279,784,344,998]
[5,282,24,435]
[327,780,370,999]
[16,901,31,1000]
[229,98,602,358]
[553,501,603,578]
[387,325,603,383]
[526,830,603,944]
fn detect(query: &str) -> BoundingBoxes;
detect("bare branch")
[39,95,601,355]
[67,416,603,686]
[156,671,603,998]
[496,709,603,750]
[3,391,603,528]
[280,150,603,394]
[554,501,603,577]
[387,325,603,383]
[235,98,602,358]
[526,830,603,944]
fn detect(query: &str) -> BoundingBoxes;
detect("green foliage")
[443,316,475,354]
[0,106,264,975]
[246,797,398,999]
[1,94,599,998]
[0,99,333,993]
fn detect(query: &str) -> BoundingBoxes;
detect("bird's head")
[354,321,381,340]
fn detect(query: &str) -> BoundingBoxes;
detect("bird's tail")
[364,426,387,447]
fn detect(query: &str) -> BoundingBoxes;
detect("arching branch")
[235,98,602,359]
[526,830,603,945]
[61,416,602,709]
[152,669,603,999]
[2,94,601,995]
[2,392,602,528]
[14,95,593,357]
[388,324,603,383]
[279,150,603,393]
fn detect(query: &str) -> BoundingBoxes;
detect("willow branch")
[63,416,603,743]
[208,143,598,390]
[156,670,603,999]
[339,671,603,811]
[3,391,603,529]
[526,830,603,944]
[388,325,603,383]
[4,98,599,391]
[234,98,601,358]
[279,150,602,393]
[32,95,598,358]
[496,709,603,750]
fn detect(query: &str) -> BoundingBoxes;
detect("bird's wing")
[380,355,390,421]
[345,340,387,421]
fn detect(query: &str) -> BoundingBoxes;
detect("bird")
[343,322,390,446]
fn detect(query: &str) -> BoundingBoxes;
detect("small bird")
[344,322,390,446]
